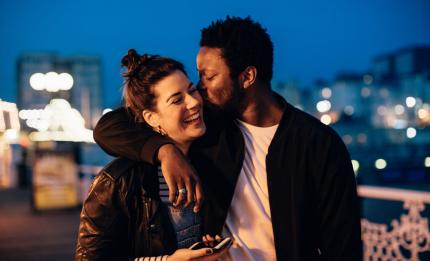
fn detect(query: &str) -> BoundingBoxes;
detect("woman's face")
[144,70,206,146]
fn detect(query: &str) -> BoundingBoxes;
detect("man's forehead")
[197,47,224,69]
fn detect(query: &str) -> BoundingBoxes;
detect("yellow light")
[320,114,332,125]
[418,109,428,119]
[351,160,360,173]
[425,157,430,168]
[375,159,387,170]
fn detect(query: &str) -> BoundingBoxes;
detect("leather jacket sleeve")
[75,173,129,261]
[93,107,172,165]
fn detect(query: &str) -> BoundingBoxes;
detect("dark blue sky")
[1,0,430,107]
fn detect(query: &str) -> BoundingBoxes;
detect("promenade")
[0,188,80,260]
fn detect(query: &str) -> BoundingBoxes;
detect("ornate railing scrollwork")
[358,186,430,261]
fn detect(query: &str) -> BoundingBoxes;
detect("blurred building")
[301,46,430,183]
[17,53,102,129]
[273,80,302,108]
[0,100,20,188]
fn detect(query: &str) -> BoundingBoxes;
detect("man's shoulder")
[282,103,343,145]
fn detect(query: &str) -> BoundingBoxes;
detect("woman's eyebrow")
[166,82,193,103]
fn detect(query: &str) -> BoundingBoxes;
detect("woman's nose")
[186,93,201,110]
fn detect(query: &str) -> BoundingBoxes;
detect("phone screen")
[189,237,232,252]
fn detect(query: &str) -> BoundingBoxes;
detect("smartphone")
[189,237,233,253]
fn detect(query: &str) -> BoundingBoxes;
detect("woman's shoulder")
[99,157,155,181]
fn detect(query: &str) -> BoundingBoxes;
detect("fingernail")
[206,249,213,255]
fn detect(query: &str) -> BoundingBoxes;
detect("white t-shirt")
[221,120,279,261]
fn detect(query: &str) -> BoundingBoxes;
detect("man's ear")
[142,110,159,129]
[240,66,257,89]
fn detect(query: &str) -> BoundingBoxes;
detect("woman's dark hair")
[121,49,186,122]
[200,16,274,84]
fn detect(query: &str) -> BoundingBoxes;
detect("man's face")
[196,47,243,111]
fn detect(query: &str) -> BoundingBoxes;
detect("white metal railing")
[358,185,430,261]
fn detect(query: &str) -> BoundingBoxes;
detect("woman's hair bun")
[121,49,141,73]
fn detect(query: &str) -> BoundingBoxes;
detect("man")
[94,16,362,260]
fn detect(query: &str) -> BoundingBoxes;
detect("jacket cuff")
[140,135,173,165]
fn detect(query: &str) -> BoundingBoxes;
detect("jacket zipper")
[143,196,152,252]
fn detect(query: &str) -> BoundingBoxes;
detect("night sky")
[1,0,430,108]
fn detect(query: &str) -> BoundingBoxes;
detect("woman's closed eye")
[172,96,183,104]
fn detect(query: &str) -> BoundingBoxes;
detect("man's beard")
[203,79,246,117]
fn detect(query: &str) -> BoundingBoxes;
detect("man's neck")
[238,86,284,127]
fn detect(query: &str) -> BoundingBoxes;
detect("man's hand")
[158,144,204,212]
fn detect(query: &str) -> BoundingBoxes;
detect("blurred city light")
[357,133,367,144]
[29,73,46,90]
[321,87,332,99]
[320,114,332,125]
[363,74,373,85]
[418,108,428,120]
[377,106,387,116]
[19,99,93,143]
[405,97,416,108]
[361,87,371,98]
[406,127,417,139]
[379,88,389,98]
[375,159,387,170]
[4,129,19,143]
[394,104,405,115]
[351,160,360,173]
[29,72,74,92]
[316,100,331,113]
[425,157,430,168]
[393,119,408,129]
[343,134,353,145]
[102,108,113,115]
[344,105,355,116]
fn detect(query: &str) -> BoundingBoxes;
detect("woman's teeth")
[184,113,200,123]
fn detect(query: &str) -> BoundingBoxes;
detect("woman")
[76,49,226,261]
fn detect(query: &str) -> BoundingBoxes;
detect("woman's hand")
[167,247,227,261]
[158,144,204,212]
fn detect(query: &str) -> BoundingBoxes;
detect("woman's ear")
[142,110,159,129]
[240,66,257,89]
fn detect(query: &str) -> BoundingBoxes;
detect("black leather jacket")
[75,158,177,261]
